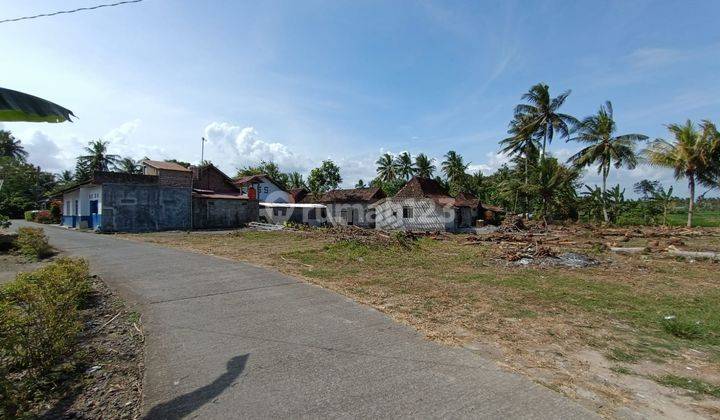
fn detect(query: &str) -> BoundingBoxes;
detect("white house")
[234,174,290,203]
[370,177,484,231]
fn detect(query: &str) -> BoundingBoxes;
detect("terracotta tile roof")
[392,177,503,210]
[316,187,386,203]
[142,159,192,172]
[394,177,450,200]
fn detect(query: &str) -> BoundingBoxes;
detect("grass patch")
[655,375,720,398]
[607,348,641,363]
[662,317,708,340]
[610,366,634,375]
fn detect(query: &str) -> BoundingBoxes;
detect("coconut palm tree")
[375,153,396,182]
[514,83,577,161]
[414,153,435,178]
[441,150,470,187]
[0,130,28,161]
[287,171,307,189]
[58,169,75,184]
[568,101,647,222]
[355,179,367,188]
[394,152,416,180]
[501,114,541,215]
[78,139,120,172]
[644,120,717,227]
[118,157,142,174]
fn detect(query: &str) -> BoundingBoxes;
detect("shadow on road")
[144,354,249,419]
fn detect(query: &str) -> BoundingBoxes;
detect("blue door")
[89,200,99,228]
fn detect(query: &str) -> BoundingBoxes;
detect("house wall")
[325,202,375,228]
[61,189,81,227]
[260,206,326,226]
[100,184,191,232]
[373,198,455,231]
[193,198,259,229]
[157,169,192,188]
[239,179,290,203]
[194,167,238,194]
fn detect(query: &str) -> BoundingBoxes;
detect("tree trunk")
[687,174,695,228]
[524,153,529,218]
[601,166,609,223]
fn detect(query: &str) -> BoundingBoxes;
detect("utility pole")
[200,136,206,165]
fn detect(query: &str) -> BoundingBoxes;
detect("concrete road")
[19,221,595,419]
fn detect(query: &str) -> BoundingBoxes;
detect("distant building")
[234,174,290,203]
[314,187,386,228]
[370,176,502,231]
[58,160,258,232]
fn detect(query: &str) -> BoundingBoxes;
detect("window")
[65,201,70,214]
[273,208,285,216]
[402,206,413,219]
[340,209,348,220]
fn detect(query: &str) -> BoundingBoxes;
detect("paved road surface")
[19,221,595,419]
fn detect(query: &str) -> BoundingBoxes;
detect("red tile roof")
[315,187,386,204]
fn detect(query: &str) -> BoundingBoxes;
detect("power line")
[0,0,144,24]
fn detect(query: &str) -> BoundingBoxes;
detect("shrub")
[0,258,91,416]
[34,210,53,224]
[14,227,52,259]
[23,210,35,221]
[662,317,707,340]
[0,215,10,230]
[50,202,62,223]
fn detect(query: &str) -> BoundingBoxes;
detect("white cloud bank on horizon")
[9,120,708,198]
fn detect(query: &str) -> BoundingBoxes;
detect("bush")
[14,227,52,259]
[23,210,35,221]
[0,215,10,230]
[50,202,62,223]
[34,210,53,224]
[662,317,707,340]
[0,258,91,416]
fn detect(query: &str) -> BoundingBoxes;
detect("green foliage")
[355,179,367,189]
[0,258,91,416]
[76,139,120,177]
[14,227,52,260]
[662,317,708,340]
[307,160,342,195]
[370,177,406,196]
[287,171,307,189]
[237,160,290,190]
[24,210,34,221]
[655,375,720,398]
[644,120,720,227]
[375,153,396,182]
[414,153,435,178]
[0,157,57,218]
[0,130,28,161]
[117,157,142,174]
[50,201,62,223]
[0,215,10,230]
[394,152,416,180]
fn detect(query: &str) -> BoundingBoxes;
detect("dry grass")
[118,226,720,418]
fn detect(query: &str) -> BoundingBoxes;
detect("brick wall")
[157,169,192,188]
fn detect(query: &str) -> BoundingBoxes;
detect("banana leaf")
[0,87,75,123]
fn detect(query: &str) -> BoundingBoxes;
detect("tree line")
[1,82,718,226]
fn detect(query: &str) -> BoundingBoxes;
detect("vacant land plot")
[121,225,720,418]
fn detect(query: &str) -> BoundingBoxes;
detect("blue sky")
[1,0,719,196]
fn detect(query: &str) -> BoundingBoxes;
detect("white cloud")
[469,151,511,175]
[203,122,314,174]
[628,47,685,70]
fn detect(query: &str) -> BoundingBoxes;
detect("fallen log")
[667,246,720,261]
[610,247,648,254]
